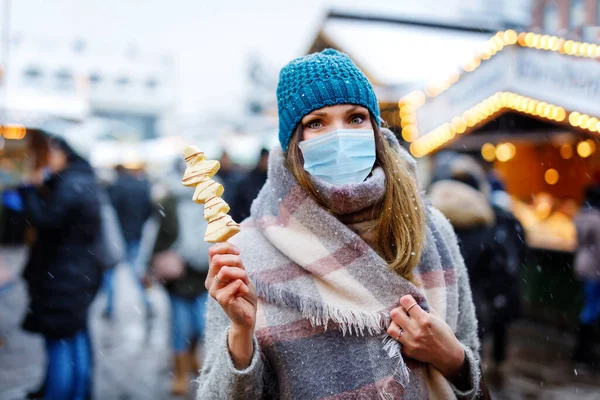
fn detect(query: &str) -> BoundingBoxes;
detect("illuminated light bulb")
[409,142,419,156]
[402,124,416,135]
[579,43,589,57]
[540,35,550,49]
[560,144,573,159]
[548,36,558,50]
[586,139,596,153]
[451,117,467,134]
[597,120,600,132]
[596,46,600,58]
[518,32,527,46]
[533,35,542,49]
[543,104,553,118]
[569,112,582,126]
[425,86,437,97]
[524,32,535,47]
[400,106,415,119]
[504,30,518,45]
[481,143,496,162]
[577,141,593,158]
[493,36,505,51]
[506,143,517,159]
[400,117,415,128]
[555,107,567,122]
[496,143,513,162]
[492,95,502,109]
[564,40,574,54]
[536,102,547,115]
[578,114,590,128]
[587,118,599,133]
[526,101,536,114]
[587,44,598,58]
[399,106,415,116]
[402,129,414,142]
[572,42,581,55]
[544,169,559,185]
[467,114,478,127]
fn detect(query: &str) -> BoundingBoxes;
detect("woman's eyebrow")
[344,106,362,114]
[306,111,328,117]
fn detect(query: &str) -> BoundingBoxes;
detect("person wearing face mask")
[19,134,101,400]
[197,49,484,399]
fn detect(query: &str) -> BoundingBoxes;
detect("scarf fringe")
[382,335,411,390]
[254,278,410,390]
[253,278,390,336]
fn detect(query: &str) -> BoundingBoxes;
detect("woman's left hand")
[387,295,465,379]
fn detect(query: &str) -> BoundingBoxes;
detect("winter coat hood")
[428,179,495,229]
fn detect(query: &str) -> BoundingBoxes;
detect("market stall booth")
[307,11,494,125]
[399,30,600,323]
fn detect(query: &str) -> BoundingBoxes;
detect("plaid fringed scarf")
[232,135,460,399]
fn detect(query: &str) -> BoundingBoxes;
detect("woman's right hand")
[206,242,257,368]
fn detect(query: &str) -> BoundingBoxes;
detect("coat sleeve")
[19,179,79,230]
[196,298,271,399]
[151,195,179,255]
[430,207,482,400]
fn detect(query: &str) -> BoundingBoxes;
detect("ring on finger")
[214,276,229,285]
[405,302,418,314]
[395,328,405,341]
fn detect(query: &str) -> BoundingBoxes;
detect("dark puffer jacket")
[109,173,153,242]
[19,159,102,339]
[429,178,526,335]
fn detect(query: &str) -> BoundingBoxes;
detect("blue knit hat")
[276,49,380,151]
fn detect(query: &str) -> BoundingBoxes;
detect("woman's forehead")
[305,104,368,117]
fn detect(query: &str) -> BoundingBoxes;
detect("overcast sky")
[9,0,518,116]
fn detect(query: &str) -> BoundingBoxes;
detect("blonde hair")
[285,117,425,281]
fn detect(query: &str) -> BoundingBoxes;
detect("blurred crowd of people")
[0,130,270,399]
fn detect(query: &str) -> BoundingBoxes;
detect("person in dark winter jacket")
[103,165,154,319]
[150,160,211,396]
[230,148,269,223]
[488,191,526,364]
[572,183,600,367]
[19,135,101,400]
[429,156,525,368]
[216,151,242,205]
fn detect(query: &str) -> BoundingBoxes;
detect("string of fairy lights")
[399,30,600,158]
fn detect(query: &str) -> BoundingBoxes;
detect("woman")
[19,134,101,400]
[573,183,600,367]
[198,49,482,399]
[150,162,211,396]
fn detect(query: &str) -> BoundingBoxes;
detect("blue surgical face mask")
[298,129,376,186]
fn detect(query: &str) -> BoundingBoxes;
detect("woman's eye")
[350,115,365,124]
[306,120,322,129]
